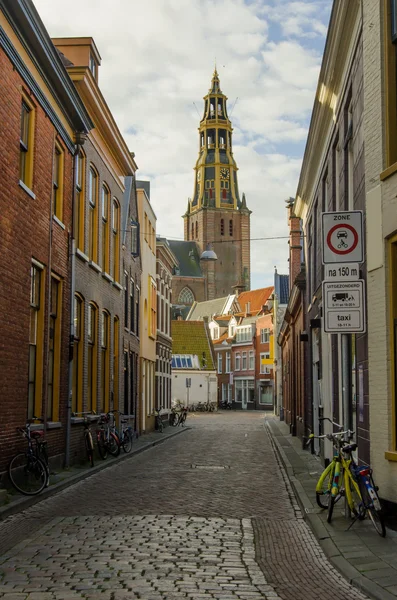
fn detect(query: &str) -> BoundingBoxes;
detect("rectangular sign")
[324,263,360,281]
[322,280,366,333]
[322,211,364,264]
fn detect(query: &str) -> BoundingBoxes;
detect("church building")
[170,69,251,316]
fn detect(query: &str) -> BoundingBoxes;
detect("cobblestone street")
[0,413,369,599]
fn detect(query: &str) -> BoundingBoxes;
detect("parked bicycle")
[8,417,49,495]
[97,412,120,459]
[153,407,164,433]
[113,410,134,452]
[72,411,96,467]
[170,404,187,427]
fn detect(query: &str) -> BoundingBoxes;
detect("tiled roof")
[171,321,215,370]
[275,273,289,305]
[187,296,230,321]
[213,332,230,345]
[167,241,203,278]
[237,286,274,313]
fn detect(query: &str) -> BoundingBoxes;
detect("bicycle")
[154,407,164,433]
[113,410,134,453]
[170,405,187,427]
[8,417,49,495]
[97,412,120,460]
[306,423,363,524]
[72,411,96,467]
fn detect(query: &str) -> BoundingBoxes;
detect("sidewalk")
[266,416,397,600]
[0,425,189,522]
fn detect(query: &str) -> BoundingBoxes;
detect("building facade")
[137,182,157,433]
[255,313,274,410]
[0,0,91,471]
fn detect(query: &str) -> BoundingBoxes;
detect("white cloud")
[33,0,330,289]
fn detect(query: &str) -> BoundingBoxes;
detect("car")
[337,230,348,239]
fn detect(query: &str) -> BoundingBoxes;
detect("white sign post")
[322,280,366,333]
[322,211,364,264]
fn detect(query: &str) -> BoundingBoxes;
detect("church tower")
[183,69,251,300]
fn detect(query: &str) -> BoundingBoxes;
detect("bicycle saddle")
[31,430,44,438]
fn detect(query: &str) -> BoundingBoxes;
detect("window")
[101,185,110,273]
[242,352,247,370]
[72,294,84,413]
[101,311,110,413]
[87,303,97,412]
[222,383,227,402]
[131,220,139,256]
[89,53,97,78]
[260,352,271,374]
[344,95,354,211]
[113,316,119,411]
[130,278,135,332]
[75,150,85,251]
[191,223,194,239]
[195,222,199,238]
[178,287,195,305]
[389,235,397,454]
[47,275,62,422]
[123,351,129,415]
[221,219,224,236]
[171,355,194,369]
[211,326,220,340]
[112,199,120,282]
[229,220,233,236]
[229,323,236,338]
[52,143,64,220]
[322,171,328,213]
[260,328,270,344]
[236,326,252,343]
[385,1,397,167]
[149,278,157,338]
[332,137,340,211]
[218,353,223,374]
[249,351,255,370]
[88,167,98,262]
[136,286,140,337]
[28,263,44,419]
[235,379,255,403]
[226,352,231,373]
[235,353,241,371]
[20,97,34,188]
[124,272,128,328]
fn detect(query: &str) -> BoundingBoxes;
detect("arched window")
[221,219,224,236]
[178,287,195,305]
[88,167,98,262]
[229,219,233,236]
[191,222,194,239]
[195,222,199,238]
[87,303,97,412]
[101,184,110,273]
[72,294,84,413]
[112,199,120,282]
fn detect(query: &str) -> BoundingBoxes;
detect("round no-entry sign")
[322,211,363,264]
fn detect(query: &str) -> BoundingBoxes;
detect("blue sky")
[35,0,332,290]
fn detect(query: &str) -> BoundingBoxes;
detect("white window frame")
[242,352,247,370]
[235,353,241,371]
[217,353,223,374]
[260,328,270,344]
[226,352,231,373]
[249,351,255,370]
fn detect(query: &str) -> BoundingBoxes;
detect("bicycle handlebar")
[304,429,355,447]
[318,416,343,430]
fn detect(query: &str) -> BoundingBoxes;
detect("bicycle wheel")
[180,412,187,426]
[108,432,121,457]
[156,416,164,433]
[37,441,50,487]
[97,430,108,460]
[361,484,386,537]
[85,430,95,467]
[316,463,334,509]
[8,453,47,495]
[346,473,365,520]
[122,429,133,453]
[171,412,179,427]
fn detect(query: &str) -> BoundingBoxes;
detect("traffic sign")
[324,263,360,281]
[322,280,366,333]
[322,211,364,264]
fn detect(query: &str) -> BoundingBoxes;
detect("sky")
[34,0,332,290]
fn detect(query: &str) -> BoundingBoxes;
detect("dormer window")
[89,53,97,78]
[211,326,220,340]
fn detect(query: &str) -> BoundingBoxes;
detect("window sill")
[113,281,123,291]
[385,451,397,462]
[71,415,99,425]
[76,249,89,263]
[89,260,102,273]
[19,180,36,199]
[47,421,62,429]
[53,215,65,230]
[380,161,397,181]
[102,272,114,283]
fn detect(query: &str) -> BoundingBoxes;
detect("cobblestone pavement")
[0,412,369,599]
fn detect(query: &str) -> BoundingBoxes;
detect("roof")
[187,296,231,321]
[275,273,289,305]
[237,286,274,314]
[213,332,232,346]
[214,319,230,327]
[167,241,203,278]
[171,321,215,370]
[238,316,258,326]
[136,180,150,199]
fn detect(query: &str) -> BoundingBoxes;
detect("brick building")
[0,1,91,470]
[50,37,138,460]
[170,70,251,314]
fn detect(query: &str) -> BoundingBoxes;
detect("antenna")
[193,102,201,118]
[229,97,238,117]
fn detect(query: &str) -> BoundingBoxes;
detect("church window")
[178,287,195,305]
[221,219,224,236]
[195,222,199,238]
[229,220,233,236]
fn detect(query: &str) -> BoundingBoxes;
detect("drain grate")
[191,464,230,470]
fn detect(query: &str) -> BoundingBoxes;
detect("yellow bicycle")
[307,421,364,524]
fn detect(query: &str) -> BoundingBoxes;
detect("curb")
[0,426,190,522]
[265,420,394,600]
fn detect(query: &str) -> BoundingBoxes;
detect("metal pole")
[341,333,351,432]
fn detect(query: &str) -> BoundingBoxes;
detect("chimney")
[286,198,302,291]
